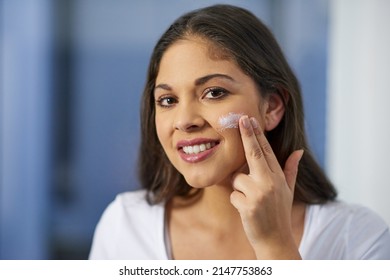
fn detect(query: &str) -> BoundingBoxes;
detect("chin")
[184,179,213,189]
[183,173,230,189]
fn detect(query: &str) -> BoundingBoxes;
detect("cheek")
[155,115,169,147]
[220,128,247,173]
[213,108,262,133]
[217,112,244,131]
[216,114,245,157]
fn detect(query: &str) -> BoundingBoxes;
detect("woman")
[89,4,390,259]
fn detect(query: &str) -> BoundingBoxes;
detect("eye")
[156,96,178,108]
[204,87,229,100]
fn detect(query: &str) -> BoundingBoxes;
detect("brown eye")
[156,96,177,108]
[204,87,229,99]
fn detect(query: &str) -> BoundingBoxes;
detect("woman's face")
[154,37,266,188]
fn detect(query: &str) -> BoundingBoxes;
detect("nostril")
[186,124,200,130]
[175,118,204,132]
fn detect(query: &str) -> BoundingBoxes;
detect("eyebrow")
[154,83,172,91]
[194,73,235,86]
[154,73,236,92]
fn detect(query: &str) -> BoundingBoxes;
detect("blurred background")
[1,0,389,259]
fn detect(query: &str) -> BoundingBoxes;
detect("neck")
[178,182,243,230]
[202,184,239,216]
[168,182,307,255]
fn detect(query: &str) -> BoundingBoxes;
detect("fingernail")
[242,116,250,129]
[250,117,259,129]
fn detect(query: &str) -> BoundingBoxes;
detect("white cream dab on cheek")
[218,112,244,131]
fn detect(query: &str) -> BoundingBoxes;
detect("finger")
[283,149,304,192]
[239,115,269,176]
[231,172,253,195]
[230,189,247,212]
[250,117,281,174]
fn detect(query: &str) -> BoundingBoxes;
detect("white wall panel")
[327,0,390,225]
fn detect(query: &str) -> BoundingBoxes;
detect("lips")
[177,138,220,163]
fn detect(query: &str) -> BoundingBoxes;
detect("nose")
[174,102,205,132]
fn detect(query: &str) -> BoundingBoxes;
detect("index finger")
[249,117,283,174]
[239,115,270,177]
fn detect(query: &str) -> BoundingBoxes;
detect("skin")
[154,36,305,259]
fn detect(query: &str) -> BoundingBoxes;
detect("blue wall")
[1,0,52,259]
[0,0,328,259]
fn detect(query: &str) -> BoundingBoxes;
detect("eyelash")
[156,95,178,108]
[203,87,229,100]
[155,87,229,108]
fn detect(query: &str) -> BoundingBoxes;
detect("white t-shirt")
[89,190,390,260]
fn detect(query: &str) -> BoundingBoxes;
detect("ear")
[264,91,286,131]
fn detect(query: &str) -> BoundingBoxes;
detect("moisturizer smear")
[218,112,244,131]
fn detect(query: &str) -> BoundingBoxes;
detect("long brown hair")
[139,4,337,204]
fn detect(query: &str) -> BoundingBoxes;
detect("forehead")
[156,37,244,83]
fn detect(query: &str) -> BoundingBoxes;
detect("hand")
[230,115,304,259]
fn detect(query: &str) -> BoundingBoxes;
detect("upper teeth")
[183,142,215,154]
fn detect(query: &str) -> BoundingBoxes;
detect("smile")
[182,142,216,155]
[177,138,220,163]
